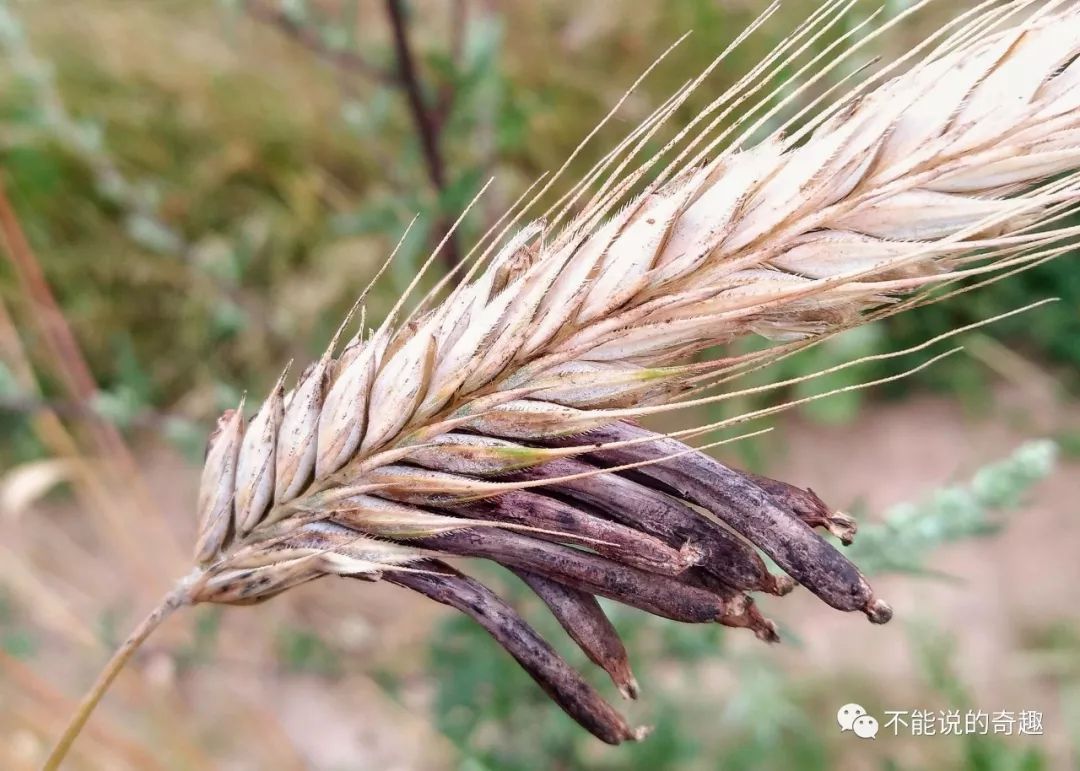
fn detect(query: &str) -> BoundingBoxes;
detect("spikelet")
[46,5,1080,761]
[185,3,1080,742]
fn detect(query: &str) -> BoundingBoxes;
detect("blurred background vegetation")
[1,1,1078,769]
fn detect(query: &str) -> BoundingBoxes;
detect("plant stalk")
[43,583,192,770]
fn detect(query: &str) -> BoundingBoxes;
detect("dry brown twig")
[0,177,184,591]
[46,0,1080,763]
[243,0,468,269]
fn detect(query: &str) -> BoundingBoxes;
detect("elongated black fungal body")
[556,422,890,621]
[503,459,789,596]
[384,562,643,744]
[411,528,728,623]
[447,489,697,575]
[684,568,780,642]
[741,472,858,544]
[513,569,639,699]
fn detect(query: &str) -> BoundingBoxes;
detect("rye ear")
[46,3,1080,764]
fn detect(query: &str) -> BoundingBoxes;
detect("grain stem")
[43,581,193,771]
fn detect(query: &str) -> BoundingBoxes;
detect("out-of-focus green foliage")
[900,624,1055,771]
[426,441,1066,770]
[0,589,39,659]
[848,440,1058,575]
[275,626,344,677]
